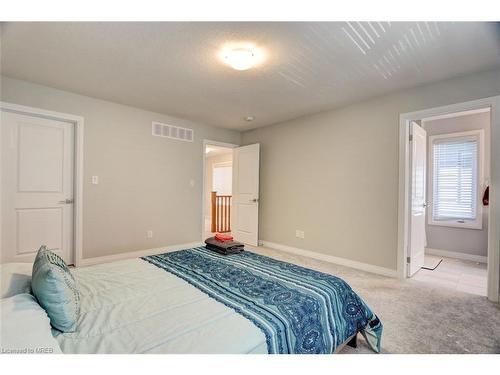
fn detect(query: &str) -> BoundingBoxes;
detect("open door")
[232,144,260,246]
[408,121,427,276]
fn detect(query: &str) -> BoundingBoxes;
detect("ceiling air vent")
[152,121,194,142]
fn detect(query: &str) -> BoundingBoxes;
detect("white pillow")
[0,293,62,354]
[0,262,33,299]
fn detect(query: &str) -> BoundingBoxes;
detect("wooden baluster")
[217,196,220,232]
[211,191,216,233]
[222,196,225,232]
[219,196,223,232]
[225,196,228,231]
[229,196,232,231]
[226,197,229,231]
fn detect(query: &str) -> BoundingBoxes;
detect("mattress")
[55,247,381,354]
[54,258,267,353]
[144,247,382,354]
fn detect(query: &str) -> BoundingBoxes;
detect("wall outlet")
[295,230,305,239]
[147,230,153,238]
[91,176,99,185]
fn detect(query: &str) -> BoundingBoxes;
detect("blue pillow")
[31,246,80,332]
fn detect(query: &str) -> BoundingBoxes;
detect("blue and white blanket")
[143,247,382,354]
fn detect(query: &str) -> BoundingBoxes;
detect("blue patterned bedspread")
[143,247,382,354]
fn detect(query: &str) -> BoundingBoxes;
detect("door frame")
[201,139,238,242]
[397,95,500,302]
[0,102,84,266]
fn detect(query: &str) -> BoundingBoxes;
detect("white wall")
[242,68,500,271]
[1,76,241,260]
[424,111,490,257]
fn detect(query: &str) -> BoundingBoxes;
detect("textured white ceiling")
[1,22,499,130]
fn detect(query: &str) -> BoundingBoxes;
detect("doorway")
[203,142,235,240]
[0,102,84,266]
[202,140,261,246]
[398,97,499,302]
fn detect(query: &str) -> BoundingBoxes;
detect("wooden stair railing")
[211,191,232,233]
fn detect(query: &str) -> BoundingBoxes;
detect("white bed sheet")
[55,258,267,354]
[1,293,62,354]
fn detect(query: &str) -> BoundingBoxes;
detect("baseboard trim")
[78,242,203,267]
[425,248,487,264]
[260,241,398,278]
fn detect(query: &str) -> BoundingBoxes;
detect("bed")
[52,247,382,354]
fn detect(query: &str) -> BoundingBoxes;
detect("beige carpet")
[247,245,500,354]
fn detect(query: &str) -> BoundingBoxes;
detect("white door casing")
[1,111,75,264]
[408,121,427,277]
[232,144,260,246]
[398,96,499,302]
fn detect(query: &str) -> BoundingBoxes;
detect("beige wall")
[424,112,490,257]
[2,68,499,270]
[242,68,500,270]
[1,76,241,260]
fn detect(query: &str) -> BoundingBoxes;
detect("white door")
[232,144,260,246]
[1,111,75,264]
[408,121,427,276]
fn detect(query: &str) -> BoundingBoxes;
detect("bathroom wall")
[424,111,490,258]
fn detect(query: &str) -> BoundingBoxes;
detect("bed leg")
[347,334,358,348]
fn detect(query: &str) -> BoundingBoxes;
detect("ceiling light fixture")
[245,116,255,122]
[219,44,265,71]
[224,48,256,70]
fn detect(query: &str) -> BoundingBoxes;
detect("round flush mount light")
[244,116,255,122]
[224,48,255,71]
[219,44,265,71]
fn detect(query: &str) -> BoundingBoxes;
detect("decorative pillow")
[0,293,62,354]
[31,246,80,332]
[0,262,33,299]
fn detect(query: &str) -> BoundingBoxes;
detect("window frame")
[427,129,484,230]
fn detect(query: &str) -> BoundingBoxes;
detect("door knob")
[58,199,74,204]
[250,198,259,203]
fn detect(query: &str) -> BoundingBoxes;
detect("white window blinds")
[432,136,478,221]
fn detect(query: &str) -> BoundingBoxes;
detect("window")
[212,163,232,196]
[428,130,483,229]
